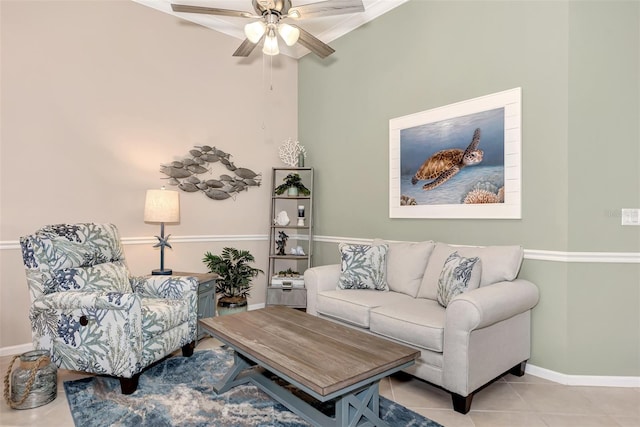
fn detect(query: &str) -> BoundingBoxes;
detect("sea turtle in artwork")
[411,128,483,190]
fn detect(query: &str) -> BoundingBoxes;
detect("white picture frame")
[389,87,522,219]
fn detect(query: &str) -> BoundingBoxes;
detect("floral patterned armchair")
[20,223,198,394]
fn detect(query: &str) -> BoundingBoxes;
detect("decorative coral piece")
[278,138,307,167]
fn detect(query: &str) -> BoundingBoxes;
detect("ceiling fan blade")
[232,38,260,57]
[293,26,335,58]
[289,0,364,19]
[171,4,257,19]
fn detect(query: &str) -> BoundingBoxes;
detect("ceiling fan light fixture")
[244,21,266,43]
[262,30,279,56]
[169,0,366,58]
[277,23,300,46]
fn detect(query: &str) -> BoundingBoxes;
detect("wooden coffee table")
[199,306,420,427]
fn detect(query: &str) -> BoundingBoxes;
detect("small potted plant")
[277,268,300,278]
[274,173,310,197]
[203,247,263,316]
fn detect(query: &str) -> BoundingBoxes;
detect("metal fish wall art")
[159,145,261,201]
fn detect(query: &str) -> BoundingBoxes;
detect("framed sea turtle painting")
[389,87,522,219]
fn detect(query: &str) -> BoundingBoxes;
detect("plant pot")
[287,187,299,197]
[217,296,248,316]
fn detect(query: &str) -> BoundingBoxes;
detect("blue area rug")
[64,348,443,426]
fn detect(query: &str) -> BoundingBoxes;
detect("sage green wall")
[567,2,640,251]
[300,1,640,377]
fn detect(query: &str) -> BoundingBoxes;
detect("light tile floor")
[1,338,638,427]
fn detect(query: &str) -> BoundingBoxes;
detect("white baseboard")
[526,363,640,387]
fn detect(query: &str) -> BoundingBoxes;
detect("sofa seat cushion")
[316,290,414,328]
[141,298,190,339]
[370,298,446,352]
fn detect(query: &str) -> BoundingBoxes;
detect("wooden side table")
[173,272,217,341]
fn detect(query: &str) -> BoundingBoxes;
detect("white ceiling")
[132,0,409,59]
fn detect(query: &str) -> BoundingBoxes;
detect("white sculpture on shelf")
[274,211,290,226]
[278,138,307,167]
[290,246,305,256]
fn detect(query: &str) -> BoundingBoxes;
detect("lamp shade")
[244,21,266,43]
[278,23,300,46]
[144,189,180,223]
[263,33,279,56]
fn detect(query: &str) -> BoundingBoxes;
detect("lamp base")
[151,268,173,276]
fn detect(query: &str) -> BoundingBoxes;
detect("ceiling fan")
[171,0,365,58]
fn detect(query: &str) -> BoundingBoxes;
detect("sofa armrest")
[304,264,341,315]
[446,279,539,331]
[443,279,539,396]
[131,275,198,301]
[132,275,199,340]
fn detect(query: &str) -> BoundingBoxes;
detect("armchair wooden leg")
[451,392,474,414]
[119,374,140,395]
[509,361,527,377]
[182,340,195,357]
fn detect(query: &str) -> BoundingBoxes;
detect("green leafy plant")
[274,173,310,196]
[202,247,263,303]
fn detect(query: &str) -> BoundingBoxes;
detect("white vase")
[287,187,299,197]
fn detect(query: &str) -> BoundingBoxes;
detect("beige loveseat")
[304,240,539,414]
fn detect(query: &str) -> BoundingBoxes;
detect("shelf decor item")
[297,205,305,226]
[276,231,289,256]
[278,138,307,167]
[274,173,310,197]
[202,247,263,316]
[274,211,290,226]
[144,188,180,275]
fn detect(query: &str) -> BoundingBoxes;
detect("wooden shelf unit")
[266,167,313,309]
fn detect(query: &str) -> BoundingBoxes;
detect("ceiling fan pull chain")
[270,54,274,91]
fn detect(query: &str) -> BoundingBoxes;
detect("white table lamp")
[144,188,180,275]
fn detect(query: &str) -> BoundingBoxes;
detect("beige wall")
[0,0,298,348]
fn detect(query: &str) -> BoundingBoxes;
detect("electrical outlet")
[621,209,640,226]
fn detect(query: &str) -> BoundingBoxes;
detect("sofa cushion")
[373,239,435,297]
[337,243,389,291]
[418,242,524,300]
[436,252,482,307]
[370,299,446,352]
[316,290,413,328]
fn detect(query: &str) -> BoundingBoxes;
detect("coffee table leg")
[215,351,389,427]
[213,351,254,394]
[335,382,389,427]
